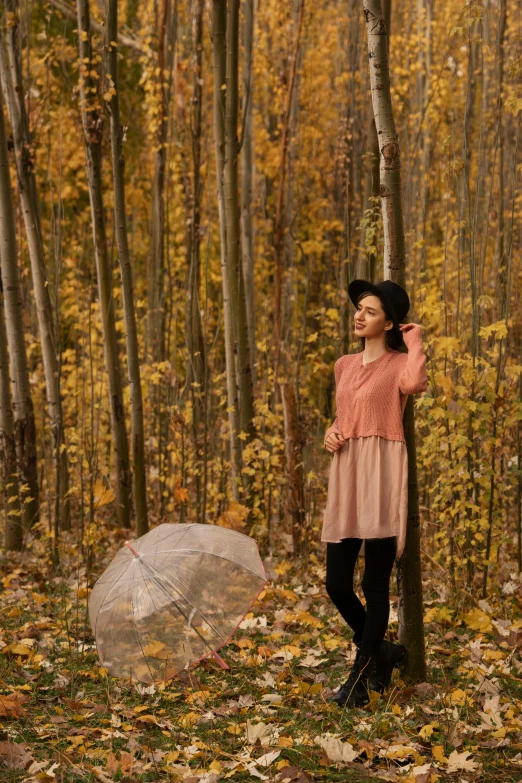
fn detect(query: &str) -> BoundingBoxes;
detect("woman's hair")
[355,292,404,350]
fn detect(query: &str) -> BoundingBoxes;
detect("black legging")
[325,537,396,656]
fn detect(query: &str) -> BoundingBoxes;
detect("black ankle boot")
[368,640,407,693]
[327,651,373,708]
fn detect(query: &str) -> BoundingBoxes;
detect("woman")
[322,279,428,708]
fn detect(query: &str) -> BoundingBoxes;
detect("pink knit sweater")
[324,325,427,446]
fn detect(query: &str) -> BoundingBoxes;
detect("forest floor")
[1,525,522,783]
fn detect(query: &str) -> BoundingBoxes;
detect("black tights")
[325,537,396,657]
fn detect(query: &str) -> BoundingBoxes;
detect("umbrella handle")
[212,650,230,670]
[125,541,140,558]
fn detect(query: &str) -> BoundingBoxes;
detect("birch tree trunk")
[240,0,256,384]
[0,1,70,529]
[363,0,405,275]
[0,79,39,535]
[224,0,255,451]
[106,0,148,537]
[363,0,426,681]
[77,0,132,529]
[212,0,241,497]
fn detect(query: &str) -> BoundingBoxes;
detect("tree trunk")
[224,0,255,453]
[363,0,426,682]
[363,0,405,275]
[273,0,306,545]
[106,0,148,537]
[280,382,306,556]
[0,1,70,529]
[147,0,176,364]
[272,0,305,383]
[184,0,206,522]
[0,283,22,550]
[77,0,132,529]
[240,0,256,385]
[185,0,206,402]
[211,0,241,497]
[0,79,38,535]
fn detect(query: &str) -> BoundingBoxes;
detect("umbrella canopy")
[88,523,267,683]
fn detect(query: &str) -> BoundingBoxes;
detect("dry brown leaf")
[276,765,313,783]
[0,741,33,770]
[0,692,29,718]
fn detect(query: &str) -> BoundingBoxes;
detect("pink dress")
[321,333,428,561]
[321,435,408,559]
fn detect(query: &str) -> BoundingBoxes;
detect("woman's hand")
[399,323,422,346]
[325,432,346,453]
[399,322,422,334]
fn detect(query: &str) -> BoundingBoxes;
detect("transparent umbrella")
[88,523,267,683]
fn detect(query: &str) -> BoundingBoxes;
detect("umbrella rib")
[92,558,135,635]
[142,560,228,645]
[138,524,194,552]
[135,565,174,682]
[148,548,265,580]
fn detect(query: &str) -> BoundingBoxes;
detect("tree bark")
[363,0,405,275]
[77,0,132,529]
[211,0,241,497]
[363,0,426,682]
[0,79,38,535]
[272,0,305,382]
[185,0,206,401]
[147,0,178,364]
[0,283,22,550]
[106,0,148,537]
[280,382,306,556]
[0,1,70,529]
[224,0,255,452]
[240,0,256,385]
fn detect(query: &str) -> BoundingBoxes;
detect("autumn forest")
[0,0,522,780]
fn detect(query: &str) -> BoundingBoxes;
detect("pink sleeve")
[324,356,346,447]
[399,326,428,395]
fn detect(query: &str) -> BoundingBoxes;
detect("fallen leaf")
[246,720,269,743]
[314,734,358,763]
[0,692,29,718]
[276,765,313,783]
[446,750,478,772]
[256,750,280,767]
[0,741,33,770]
[431,745,448,765]
[463,608,493,634]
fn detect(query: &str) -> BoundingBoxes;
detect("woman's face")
[354,295,394,339]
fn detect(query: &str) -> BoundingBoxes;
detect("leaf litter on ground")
[1,527,522,781]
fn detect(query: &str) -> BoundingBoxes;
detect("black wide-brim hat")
[348,279,410,343]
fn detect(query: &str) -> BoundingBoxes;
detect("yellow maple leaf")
[463,608,493,633]
[432,745,448,765]
[174,486,189,503]
[143,640,166,657]
[218,502,249,531]
[446,688,468,705]
[93,480,116,508]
